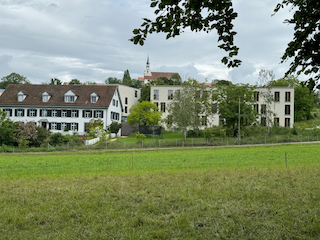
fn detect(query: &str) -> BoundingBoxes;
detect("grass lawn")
[0,144,320,239]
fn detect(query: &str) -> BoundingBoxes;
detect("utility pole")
[238,96,241,145]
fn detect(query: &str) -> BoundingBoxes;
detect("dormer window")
[17,91,26,102]
[64,90,77,103]
[90,93,99,103]
[42,92,51,102]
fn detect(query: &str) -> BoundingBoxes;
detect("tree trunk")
[183,129,187,141]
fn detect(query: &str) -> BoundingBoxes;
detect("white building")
[0,84,123,134]
[106,84,141,122]
[254,87,294,128]
[150,85,295,128]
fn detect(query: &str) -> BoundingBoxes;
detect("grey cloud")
[0,54,13,78]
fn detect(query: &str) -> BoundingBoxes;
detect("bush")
[136,133,146,142]
[49,133,68,146]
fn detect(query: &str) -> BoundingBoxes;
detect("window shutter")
[22,110,25,117]
[49,123,52,129]
[67,110,71,117]
[82,110,85,118]
[40,110,43,117]
[48,110,52,117]
[89,110,92,118]
[35,110,37,116]
[101,111,104,118]
[67,123,71,130]
[27,109,30,117]
[57,110,61,117]
[57,123,62,130]
[94,111,97,118]
[76,123,78,130]
[15,109,18,116]
[76,110,79,117]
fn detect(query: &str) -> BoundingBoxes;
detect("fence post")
[142,140,143,148]
[48,143,49,151]
[159,139,160,148]
[252,136,254,144]
[192,139,193,147]
[265,136,266,144]
[176,139,177,147]
[13,146,14,154]
[106,141,107,149]
[308,135,309,142]
[67,142,69,151]
[277,136,278,143]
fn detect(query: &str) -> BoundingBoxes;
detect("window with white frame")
[71,110,78,118]
[42,92,51,102]
[16,109,24,117]
[30,109,36,117]
[95,110,102,118]
[64,90,77,103]
[52,110,58,117]
[84,110,92,118]
[61,122,67,131]
[41,109,48,117]
[62,110,67,117]
[91,93,99,103]
[168,90,174,100]
[71,123,78,131]
[17,91,26,102]
[51,122,57,130]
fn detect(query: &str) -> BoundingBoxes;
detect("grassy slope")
[0,144,320,239]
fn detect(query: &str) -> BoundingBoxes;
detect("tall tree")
[127,101,162,128]
[294,84,316,121]
[122,70,132,87]
[217,84,257,136]
[0,72,30,89]
[167,79,213,140]
[257,69,276,133]
[69,79,81,85]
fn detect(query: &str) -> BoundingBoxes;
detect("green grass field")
[0,144,320,239]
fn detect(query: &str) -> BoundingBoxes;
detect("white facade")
[150,85,295,129]
[112,85,141,122]
[0,85,122,135]
[254,87,294,128]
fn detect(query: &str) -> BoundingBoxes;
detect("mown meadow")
[0,144,320,239]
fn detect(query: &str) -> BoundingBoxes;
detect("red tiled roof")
[144,72,178,80]
[0,84,117,107]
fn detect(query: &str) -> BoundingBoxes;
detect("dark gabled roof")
[0,84,118,107]
[144,72,178,80]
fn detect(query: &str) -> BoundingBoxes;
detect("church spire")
[144,55,152,77]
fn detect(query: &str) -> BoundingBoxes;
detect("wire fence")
[1,133,320,153]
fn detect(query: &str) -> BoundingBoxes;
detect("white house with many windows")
[0,84,122,134]
[150,85,294,129]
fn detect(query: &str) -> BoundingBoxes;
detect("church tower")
[144,56,152,77]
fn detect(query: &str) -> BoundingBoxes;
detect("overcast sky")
[0,0,305,85]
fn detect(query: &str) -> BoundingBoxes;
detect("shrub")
[136,133,146,142]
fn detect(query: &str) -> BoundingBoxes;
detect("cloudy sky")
[0,0,304,85]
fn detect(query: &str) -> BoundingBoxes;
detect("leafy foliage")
[217,84,257,136]
[86,119,104,138]
[49,78,62,85]
[107,121,122,134]
[69,79,81,85]
[294,85,316,121]
[130,0,240,68]
[167,80,213,140]
[274,0,320,82]
[15,121,38,145]
[0,72,30,89]
[105,77,122,85]
[0,110,16,146]
[127,101,162,127]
